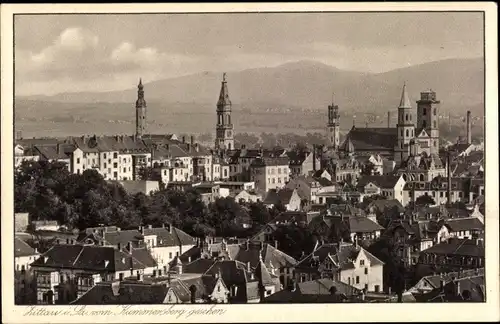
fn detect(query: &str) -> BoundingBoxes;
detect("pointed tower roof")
[217,73,232,107]
[342,137,355,154]
[399,82,412,109]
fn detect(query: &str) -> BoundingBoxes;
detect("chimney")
[168,223,173,234]
[447,153,451,207]
[182,136,186,144]
[190,135,194,145]
[117,242,122,250]
[188,256,192,263]
[177,263,183,275]
[57,143,62,155]
[247,261,251,272]
[387,111,391,128]
[245,239,250,251]
[466,111,472,145]
[274,240,278,249]
[136,272,143,281]
[187,143,191,152]
[312,144,317,172]
[440,279,446,291]
[455,280,461,296]
[139,226,144,235]
[127,241,133,254]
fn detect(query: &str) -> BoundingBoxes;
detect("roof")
[415,274,485,302]
[286,151,311,166]
[30,244,157,271]
[296,243,384,271]
[81,226,196,248]
[251,156,290,167]
[357,175,402,190]
[15,237,38,257]
[445,217,484,232]
[399,83,412,108]
[34,144,74,160]
[342,127,397,152]
[271,211,316,225]
[421,239,484,257]
[262,278,361,303]
[72,282,171,304]
[217,74,232,107]
[368,199,404,214]
[348,216,384,233]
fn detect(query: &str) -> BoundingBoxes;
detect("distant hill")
[18,58,484,116]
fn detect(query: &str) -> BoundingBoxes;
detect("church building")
[338,84,442,164]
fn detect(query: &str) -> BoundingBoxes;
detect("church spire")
[217,73,232,107]
[399,82,412,108]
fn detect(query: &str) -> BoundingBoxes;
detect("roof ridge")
[72,245,86,266]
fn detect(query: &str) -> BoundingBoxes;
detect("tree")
[415,194,436,206]
[361,163,377,176]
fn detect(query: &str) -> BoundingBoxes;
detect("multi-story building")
[294,242,384,293]
[30,243,157,304]
[250,156,291,194]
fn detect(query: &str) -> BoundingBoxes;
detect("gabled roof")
[286,151,311,166]
[368,199,404,214]
[15,237,39,257]
[357,175,402,190]
[296,243,384,271]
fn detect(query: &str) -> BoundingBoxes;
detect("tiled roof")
[414,274,485,302]
[34,144,74,160]
[255,260,274,286]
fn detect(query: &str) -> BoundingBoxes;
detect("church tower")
[215,73,234,151]
[394,82,415,162]
[326,94,340,151]
[417,90,440,155]
[135,78,147,138]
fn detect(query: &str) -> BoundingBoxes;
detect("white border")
[1,3,498,323]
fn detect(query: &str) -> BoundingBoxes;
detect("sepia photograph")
[1,3,499,323]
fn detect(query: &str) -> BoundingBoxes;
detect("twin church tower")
[326,83,441,162]
[133,74,234,151]
[134,76,440,162]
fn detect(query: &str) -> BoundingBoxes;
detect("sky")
[15,12,484,96]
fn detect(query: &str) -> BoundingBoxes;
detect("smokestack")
[190,135,194,145]
[447,152,451,207]
[466,111,472,145]
[312,145,317,172]
[387,111,391,128]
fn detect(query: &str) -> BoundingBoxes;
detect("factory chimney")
[466,111,472,145]
[387,111,391,128]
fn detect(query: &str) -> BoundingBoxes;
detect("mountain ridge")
[18,57,484,114]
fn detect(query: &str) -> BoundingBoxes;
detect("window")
[375,285,380,293]
[406,129,409,137]
[364,284,368,291]
[423,108,427,116]
[405,114,408,121]
[364,268,368,275]
[113,152,118,159]
[360,260,365,266]
[104,153,107,159]
[77,158,81,164]
[113,171,118,178]
[113,162,118,168]
[169,252,173,259]
[348,277,351,285]
[433,121,437,128]
[433,108,437,116]
[356,276,360,284]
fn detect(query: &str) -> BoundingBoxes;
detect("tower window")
[433,121,437,128]
[422,121,427,128]
[406,129,409,137]
[423,108,427,116]
[401,130,403,137]
[433,108,437,116]
[405,114,408,121]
